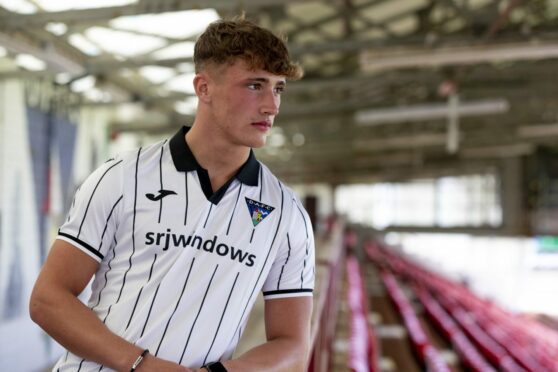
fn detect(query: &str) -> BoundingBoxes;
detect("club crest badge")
[245,197,275,227]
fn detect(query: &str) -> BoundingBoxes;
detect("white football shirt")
[54,126,315,371]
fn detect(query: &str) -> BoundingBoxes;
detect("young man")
[30,17,315,372]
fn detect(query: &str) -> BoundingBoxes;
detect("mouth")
[252,121,272,131]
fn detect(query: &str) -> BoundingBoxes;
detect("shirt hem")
[57,233,104,262]
[263,288,313,300]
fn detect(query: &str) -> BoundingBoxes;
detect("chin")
[245,136,267,149]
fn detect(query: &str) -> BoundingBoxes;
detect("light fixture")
[45,22,68,36]
[361,42,558,72]
[15,53,46,71]
[355,99,509,125]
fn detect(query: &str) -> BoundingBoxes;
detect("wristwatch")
[202,361,228,372]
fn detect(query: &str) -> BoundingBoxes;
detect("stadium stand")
[365,240,558,372]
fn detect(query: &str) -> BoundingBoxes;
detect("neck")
[186,120,250,190]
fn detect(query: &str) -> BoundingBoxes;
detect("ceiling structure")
[1,0,558,185]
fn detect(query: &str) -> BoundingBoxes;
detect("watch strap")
[203,361,228,372]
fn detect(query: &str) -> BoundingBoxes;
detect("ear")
[193,73,211,103]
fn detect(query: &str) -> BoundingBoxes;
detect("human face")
[204,60,285,149]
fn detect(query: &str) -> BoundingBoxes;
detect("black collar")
[169,126,260,187]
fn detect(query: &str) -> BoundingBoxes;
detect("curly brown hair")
[194,16,303,80]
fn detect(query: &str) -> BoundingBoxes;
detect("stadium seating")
[365,240,558,372]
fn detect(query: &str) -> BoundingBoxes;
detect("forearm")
[30,287,144,371]
[30,241,192,371]
[220,296,313,372]
[222,336,309,372]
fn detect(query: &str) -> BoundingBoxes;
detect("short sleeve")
[57,158,124,263]
[262,196,315,300]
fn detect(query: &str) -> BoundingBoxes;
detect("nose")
[260,90,280,116]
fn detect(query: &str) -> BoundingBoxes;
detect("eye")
[274,85,285,94]
[247,83,262,90]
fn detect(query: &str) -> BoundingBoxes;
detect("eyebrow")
[247,77,286,85]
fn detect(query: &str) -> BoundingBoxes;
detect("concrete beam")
[0,0,313,28]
